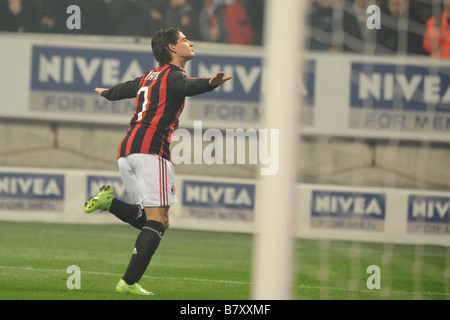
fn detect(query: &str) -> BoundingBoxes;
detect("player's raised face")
[173,31,195,61]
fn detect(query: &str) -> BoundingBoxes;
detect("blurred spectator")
[148,0,169,35]
[338,0,378,54]
[109,0,151,37]
[423,0,450,58]
[407,0,432,26]
[82,0,114,35]
[243,0,264,45]
[376,0,427,55]
[306,0,336,52]
[37,0,69,34]
[162,0,199,41]
[0,0,40,32]
[198,0,255,45]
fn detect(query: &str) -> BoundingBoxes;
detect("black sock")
[109,198,146,230]
[122,220,166,285]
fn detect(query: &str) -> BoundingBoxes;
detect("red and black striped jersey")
[101,64,216,161]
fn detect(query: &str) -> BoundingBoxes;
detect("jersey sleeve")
[100,75,144,101]
[168,70,217,97]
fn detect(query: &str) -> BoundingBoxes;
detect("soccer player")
[84,27,232,295]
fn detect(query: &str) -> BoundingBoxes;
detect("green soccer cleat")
[84,185,115,213]
[116,279,154,295]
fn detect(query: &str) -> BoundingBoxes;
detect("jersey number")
[136,86,149,122]
[136,71,160,121]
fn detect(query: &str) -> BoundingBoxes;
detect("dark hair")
[151,27,181,66]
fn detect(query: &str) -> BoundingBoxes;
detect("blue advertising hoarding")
[186,54,315,125]
[86,175,132,204]
[350,62,450,133]
[407,194,449,235]
[0,172,64,211]
[181,180,255,222]
[310,190,386,232]
[29,45,153,115]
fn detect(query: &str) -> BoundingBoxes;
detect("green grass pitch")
[0,220,448,300]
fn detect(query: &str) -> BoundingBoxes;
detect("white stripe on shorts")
[159,156,167,206]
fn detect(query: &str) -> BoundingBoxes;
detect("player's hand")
[209,71,232,87]
[95,88,108,95]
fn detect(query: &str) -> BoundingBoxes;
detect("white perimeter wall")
[0,166,448,247]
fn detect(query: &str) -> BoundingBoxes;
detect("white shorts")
[118,153,177,208]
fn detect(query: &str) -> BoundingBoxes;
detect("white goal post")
[251,0,307,300]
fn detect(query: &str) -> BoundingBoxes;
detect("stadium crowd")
[0,0,264,44]
[306,0,450,58]
[0,0,449,57]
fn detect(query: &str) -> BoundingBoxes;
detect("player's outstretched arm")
[95,88,108,95]
[180,71,233,97]
[94,76,142,101]
[208,71,232,87]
